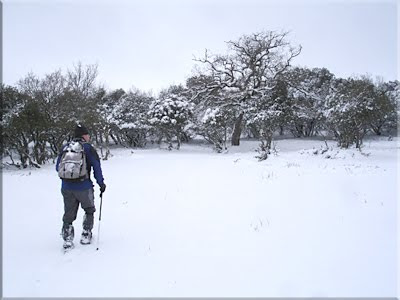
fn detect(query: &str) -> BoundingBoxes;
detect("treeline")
[2,30,398,167]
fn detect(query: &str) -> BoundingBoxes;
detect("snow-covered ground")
[3,137,398,297]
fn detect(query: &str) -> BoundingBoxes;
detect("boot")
[80,229,92,245]
[62,224,74,242]
[62,224,74,250]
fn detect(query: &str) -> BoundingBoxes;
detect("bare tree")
[66,62,99,98]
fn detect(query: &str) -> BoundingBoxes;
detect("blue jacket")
[56,139,105,191]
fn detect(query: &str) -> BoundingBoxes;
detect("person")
[56,123,106,248]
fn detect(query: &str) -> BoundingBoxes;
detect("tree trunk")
[249,124,260,139]
[109,132,119,145]
[104,130,111,160]
[231,112,244,146]
[176,131,181,150]
[224,126,228,150]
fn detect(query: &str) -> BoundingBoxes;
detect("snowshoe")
[80,229,92,245]
[63,240,74,252]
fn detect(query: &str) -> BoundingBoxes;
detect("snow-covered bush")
[110,89,153,148]
[286,67,334,137]
[247,95,283,160]
[372,80,399,136]
[325,78,377,148]
[148,96,194,149]
[197,107,232,152]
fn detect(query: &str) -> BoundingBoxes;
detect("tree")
[197,107,234,152]
[2,85,47,167]
[194,30,301,146]
[246,90,283,160]
[148,93,194,150]
[17,70,73,157]
[285,67,334,137]
[111,88,154,148]
[64,62,102,129]
[325,78,377,148]
[371,80,398,135]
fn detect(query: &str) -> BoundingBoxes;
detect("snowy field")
[3,137,398,297]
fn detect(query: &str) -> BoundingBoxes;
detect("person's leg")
[74,188,96,231]
[74,188,95,244]
[61,189,79,241]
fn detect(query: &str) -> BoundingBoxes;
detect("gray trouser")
[62,188,96,230]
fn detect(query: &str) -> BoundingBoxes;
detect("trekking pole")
[96,192,104,251]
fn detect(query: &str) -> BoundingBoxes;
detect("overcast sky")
[4,0,398,93]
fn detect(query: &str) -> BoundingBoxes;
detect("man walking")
[56,123,106,250]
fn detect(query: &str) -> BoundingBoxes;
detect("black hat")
[74,124,89,137]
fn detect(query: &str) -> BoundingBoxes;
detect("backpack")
[58,141,88,181]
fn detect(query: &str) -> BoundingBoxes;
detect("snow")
[202,107,221,123]
[3,137,398,297]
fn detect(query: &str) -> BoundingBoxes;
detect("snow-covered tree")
[111,89,154,148]
[187,75,237,151]
[246,90,284,160]
[116,89,154,147]
[4,63,104,167]
[260,78,291,137]
[194,30,301,146]
[325,78,377,148]
[372,80,399,136]
[158,84,196,143]
[16,71,73,157]
[90,88,121,159]
[1,85,49,168]
[197,107,233,152]
[286,67,334,137]
[148,94,194,150]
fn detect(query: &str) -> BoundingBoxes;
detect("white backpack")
[58,141,88,181]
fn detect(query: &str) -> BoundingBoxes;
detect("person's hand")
[100,183,106,194]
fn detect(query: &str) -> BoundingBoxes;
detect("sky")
[3,0,398,94]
